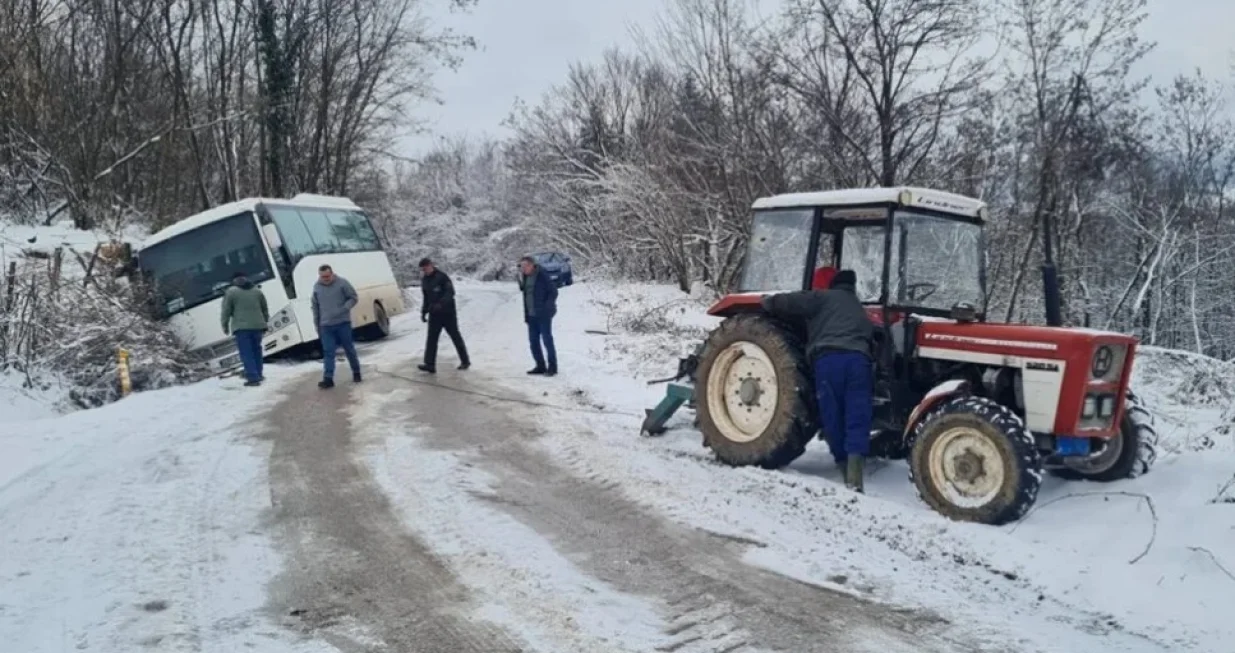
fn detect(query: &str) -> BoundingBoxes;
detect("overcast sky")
[398,0,1235,157]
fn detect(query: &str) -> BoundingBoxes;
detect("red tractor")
[694,187,1157,525]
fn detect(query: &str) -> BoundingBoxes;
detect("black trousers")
[424,310,470,369]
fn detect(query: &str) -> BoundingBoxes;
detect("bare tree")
[777,0,991,186]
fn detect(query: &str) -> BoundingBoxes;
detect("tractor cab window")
[737,208,815,292]
[891,211,983,312]
[838,225,898,302]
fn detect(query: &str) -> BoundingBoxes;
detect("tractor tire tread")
[696,314,815,470]
[908,395,1042,525]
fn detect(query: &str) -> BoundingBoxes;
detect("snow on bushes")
[1,250,203,409]
[580,282,719,377]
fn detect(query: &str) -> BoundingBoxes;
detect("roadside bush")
[1,252,204,409]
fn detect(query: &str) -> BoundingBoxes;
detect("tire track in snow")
[376,368,1008,653]
[262,375,527,652]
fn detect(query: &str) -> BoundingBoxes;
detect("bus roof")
[751,187,986,220]
[140,194,363,250]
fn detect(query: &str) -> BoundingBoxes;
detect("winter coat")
[312,276,358,327]
[420,269,457,318]
[519,267,558,323]
[761,281,873,360]
[220,281,270,333]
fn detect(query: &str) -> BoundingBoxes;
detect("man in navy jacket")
[417,258,471,373]
[518,256,559,376]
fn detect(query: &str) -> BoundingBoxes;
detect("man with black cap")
[761,269,873,492]
[417,258,471,373]
[220,270,269,387]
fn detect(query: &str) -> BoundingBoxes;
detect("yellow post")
[117,348,132,397]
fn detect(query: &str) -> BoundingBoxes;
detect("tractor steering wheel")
[905,282,939,303]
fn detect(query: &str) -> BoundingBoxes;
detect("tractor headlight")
[1098,395,1115,418]
[1089,344,1126,381]
[1079,392,1117,430]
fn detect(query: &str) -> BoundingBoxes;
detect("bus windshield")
[139,212,274,316]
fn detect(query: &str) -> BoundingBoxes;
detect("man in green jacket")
[220,271,270,386]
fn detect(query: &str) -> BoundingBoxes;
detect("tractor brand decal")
[1091,345,1114,377]
[913,196,968,213]
[923,333,1058,351]
[1025,361,1060,372]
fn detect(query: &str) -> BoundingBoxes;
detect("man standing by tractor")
[220,271,269,387]
[417,258,471,374]
[762,269,874,492]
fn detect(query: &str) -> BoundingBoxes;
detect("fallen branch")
[1010,491,1158,564]
[1186,547,1235,583]
[1212,474,1235,504]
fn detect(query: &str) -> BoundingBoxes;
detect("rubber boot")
[845,455,865,494]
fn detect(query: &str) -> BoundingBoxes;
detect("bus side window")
[268,206,317,264]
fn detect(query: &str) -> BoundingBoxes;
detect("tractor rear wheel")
[909,396,1042,525]
[695,314,816,469]
[1052,391,1158,481]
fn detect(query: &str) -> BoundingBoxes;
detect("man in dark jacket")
[312,264,361,388]
[762,269,873,492]
[519,256,559,376]
[220,271,269,387]
[417,258,471,373]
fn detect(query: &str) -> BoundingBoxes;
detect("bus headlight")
[269,306,296,330]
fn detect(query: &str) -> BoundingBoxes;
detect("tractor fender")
[904,379,972,437]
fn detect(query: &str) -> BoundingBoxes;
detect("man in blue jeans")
[219,271,270,387]
[519,256,559,376]
[762,269,874,492]
[311,264,361,389]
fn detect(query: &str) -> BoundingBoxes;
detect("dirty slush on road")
[261,377,525,652]
[260,366,1015,653]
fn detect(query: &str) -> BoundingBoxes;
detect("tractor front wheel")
[909,396,1042,525]
[1052,391,1158,481]
[696,314,816,469]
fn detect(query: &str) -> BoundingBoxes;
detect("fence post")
[50,247,63,297]
[1,262,14,350]
[117,348,132,397]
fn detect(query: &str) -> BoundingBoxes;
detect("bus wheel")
[360,302,391,341]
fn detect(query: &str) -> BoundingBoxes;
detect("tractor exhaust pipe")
[1041,263,1063,327]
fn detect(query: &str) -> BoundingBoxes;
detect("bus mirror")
[262,223,283,249]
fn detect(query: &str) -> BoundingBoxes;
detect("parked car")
[532,251,573,287]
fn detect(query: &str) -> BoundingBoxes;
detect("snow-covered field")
[1,276,1231,652]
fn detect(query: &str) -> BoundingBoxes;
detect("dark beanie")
[418,257,433,267]
[830,269,857,288]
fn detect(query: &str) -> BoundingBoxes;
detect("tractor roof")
[751,187,986,221]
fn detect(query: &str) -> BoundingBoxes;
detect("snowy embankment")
[0,363,330,653]
[533,280,1234,653]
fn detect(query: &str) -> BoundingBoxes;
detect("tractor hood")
[915,319,1138,438]
[914,320,1138,358]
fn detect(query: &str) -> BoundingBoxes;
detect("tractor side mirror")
[950,302,978,323]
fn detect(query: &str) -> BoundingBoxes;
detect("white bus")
[136,193,406,373]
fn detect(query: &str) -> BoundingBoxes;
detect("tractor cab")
[689,186,1155,526]
[710,186,986,325]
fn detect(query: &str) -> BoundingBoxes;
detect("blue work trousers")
[813,351,873,464]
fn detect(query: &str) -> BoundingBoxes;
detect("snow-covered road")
[1,280,1230,652]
